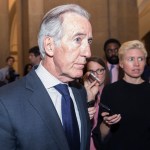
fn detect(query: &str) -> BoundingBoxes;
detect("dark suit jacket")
[0,69,90,150]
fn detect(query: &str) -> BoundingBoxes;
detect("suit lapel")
[26,70,69,150]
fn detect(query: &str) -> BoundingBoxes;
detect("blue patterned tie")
[54,84,80,150]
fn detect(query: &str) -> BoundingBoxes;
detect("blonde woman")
[99,40,150,150]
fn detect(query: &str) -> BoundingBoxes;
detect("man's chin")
[73,70,83,79]
[107,56,119,64]
[62,71,83,82]
[108,59,119,64]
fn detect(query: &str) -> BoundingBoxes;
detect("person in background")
[24,46,40,76]
[99,40,150,150]
[28,46,41,66]
[83,56,110,150]
[103,38,123,83]
[23,63,33,76]
[0,4,93,150]
[0,56,19,83]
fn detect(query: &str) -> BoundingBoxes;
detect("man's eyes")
[74,37,92,45]
[75,37,82,43]
[107,48,118,53]
[88,39,93,45]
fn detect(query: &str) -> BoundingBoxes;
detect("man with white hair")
[0,4,93,150]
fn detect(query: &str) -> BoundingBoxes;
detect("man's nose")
[112,51,116,55]
[86,46,91,58]
[82,44,91,58]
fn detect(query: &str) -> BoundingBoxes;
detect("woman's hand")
[101,112,121,126]
[100,112,121,140]
[83,72,99,101]
[88,107,96,120]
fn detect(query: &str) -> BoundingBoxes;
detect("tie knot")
[54,84,70,96]
[110,64,114,70]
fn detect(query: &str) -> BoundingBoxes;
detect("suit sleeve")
[0,99,16,150]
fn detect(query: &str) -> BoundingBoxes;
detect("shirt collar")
[35,62,64,89]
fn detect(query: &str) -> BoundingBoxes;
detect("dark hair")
[29,46,40,56]
[23,63,33,76]
[6,56,15,62]
[84,56,110,85]
[84,57,106,74]
[103,38,121,51]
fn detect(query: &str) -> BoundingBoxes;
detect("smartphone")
[100,103,114,115]
[88,72,101,83]
[87,100,95,107]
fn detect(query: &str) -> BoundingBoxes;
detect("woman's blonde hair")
[118,40,147,61]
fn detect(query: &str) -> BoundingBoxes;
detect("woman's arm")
[100,112,121,140]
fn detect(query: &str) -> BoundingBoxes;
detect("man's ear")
[44,36,55,57]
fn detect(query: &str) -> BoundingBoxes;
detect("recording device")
[88,72,101,83]
[100,103,114,116]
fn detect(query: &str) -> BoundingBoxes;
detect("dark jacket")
[0,69,90,150]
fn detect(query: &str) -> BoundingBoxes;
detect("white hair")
[38,4,90,58]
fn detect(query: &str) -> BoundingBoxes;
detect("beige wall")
[28,0,44,47]
[138,0,150,38]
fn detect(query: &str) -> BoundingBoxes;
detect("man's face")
[29,53,40,65]
[105,43,120,64]
[53,13,92,80]
[7,58,15,67]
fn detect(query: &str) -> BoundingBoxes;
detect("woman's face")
[120,48,146,80]
[87,61,106,86]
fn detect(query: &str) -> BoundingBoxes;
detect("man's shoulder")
[0,66,8,75]
[0,66,8,71]
[0,77,25,95]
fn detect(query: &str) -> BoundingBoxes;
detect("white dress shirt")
[35,63,81,138]
[107,62,119,83]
